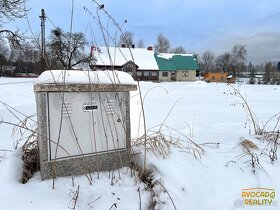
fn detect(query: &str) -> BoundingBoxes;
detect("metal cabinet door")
[47,92,126,160]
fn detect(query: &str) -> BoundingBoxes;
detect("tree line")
[198,47,279,84]
[119,31,280,84]
[0,0,91,75]
[0,0,279,84]
[0,27,91,75]
[119,31,187,54]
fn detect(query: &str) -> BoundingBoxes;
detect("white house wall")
[176,70,196,81]
[159,70,196,82]
[159,71,172,82]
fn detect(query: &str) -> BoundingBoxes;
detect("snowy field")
[0,77,280,210]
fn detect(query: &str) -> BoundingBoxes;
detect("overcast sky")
[6,0,280,64]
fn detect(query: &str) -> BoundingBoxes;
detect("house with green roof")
[154,53,198,82]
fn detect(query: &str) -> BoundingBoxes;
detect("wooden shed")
[203,72,236,83]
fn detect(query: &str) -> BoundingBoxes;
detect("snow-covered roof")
[34,70,136,85]
[255,75,263,78]
[93,46,159,70]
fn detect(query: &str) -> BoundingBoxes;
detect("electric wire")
[45,15,58,29]
[24,3,40,50]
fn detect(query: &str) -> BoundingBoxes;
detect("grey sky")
[5,0,280,64]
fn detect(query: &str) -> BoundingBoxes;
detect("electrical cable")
[24,3,40,50]
[69,0,75,36]
[45,15,58,29]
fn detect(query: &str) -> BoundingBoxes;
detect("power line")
[24,3,40,50]
[45,15,58,29]
[69,0,75,35]
[91,0,135,63]
[67,0,75,69]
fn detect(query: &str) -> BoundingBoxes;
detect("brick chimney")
[90,46,96,57]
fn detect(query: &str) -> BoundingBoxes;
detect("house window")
[151,72,157,76]
[182,71,189,77]
[162,72,168,77]
[143,71,149,76]
[211,76,215,80]
[137,72,142,76]
[220,76,224,80]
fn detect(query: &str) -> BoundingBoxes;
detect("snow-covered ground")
[0,77,280,209]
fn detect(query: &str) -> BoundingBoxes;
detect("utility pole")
[39,9,46,73]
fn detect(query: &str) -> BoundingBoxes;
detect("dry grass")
[226,84,260,135]
[132,125,205,160]
[258,131,279,163]
[0,109,39,183]
[226,85,280,167]
[20,127,39,184]
[237,138,265,174]
[240,138,258,152]
[3,113,40,184]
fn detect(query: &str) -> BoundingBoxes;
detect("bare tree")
[201,50,215,72]
[0,0,28,46]
[0,39,9,58]
[265,62,278,84]
[0,0,27,20]
[7,39,41,74]
[47,28,90,69]
[118,31,134,47]
[22,41,40,63]
[137,39,144,48]
[271,62,279,84]
[248,62,255,84]
[263,62,273,84]
[0,53,7,65]
[0,53,7,76]
[170,46,186,54]
[9,43,22,62]
[154,33,170,53]
[215,52,232,73]
[231,44,247,76]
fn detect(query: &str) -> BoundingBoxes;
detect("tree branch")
[0,29,22,47]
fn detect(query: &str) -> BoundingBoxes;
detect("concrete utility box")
[34,70,137,180]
